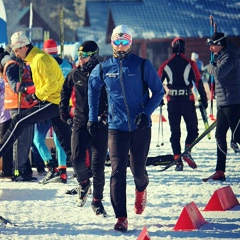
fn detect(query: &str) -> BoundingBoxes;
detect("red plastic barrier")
[174,201,207,231]
[204,185,239,211]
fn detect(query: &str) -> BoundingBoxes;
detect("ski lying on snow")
[0,216,17,227]
[105,154,174,167]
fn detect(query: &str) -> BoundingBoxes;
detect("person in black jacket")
[158,38,208,171]
[203,32,240,182]
[59,41,108,216]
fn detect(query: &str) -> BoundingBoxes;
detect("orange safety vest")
[3,60,36,109]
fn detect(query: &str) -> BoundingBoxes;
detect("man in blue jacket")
[87,25,164,232]
[203,32,240,182]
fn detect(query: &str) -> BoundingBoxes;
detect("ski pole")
[156,106,161,147]
[209,15,217,121]
[192,81,211,139]
[14,61,23,177]
[160,105,164,146]
[60,6,64,59]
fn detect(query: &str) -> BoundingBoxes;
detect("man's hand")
[16,83,35,94]
[60,112,73,125]
[199,99,208,109]
[99,111,108,125]
[87,121,98,137]
[134,112,149,129]
[159,99,165,107]
[24,94,39,105]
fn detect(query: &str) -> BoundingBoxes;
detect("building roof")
[77,0,240,54]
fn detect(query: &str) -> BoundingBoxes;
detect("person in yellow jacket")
[0,31,72,182]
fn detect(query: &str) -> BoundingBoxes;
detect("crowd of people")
[0,25,240,232]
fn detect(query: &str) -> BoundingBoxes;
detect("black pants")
[0,119,13,175]
[167,99,198,155]
[215,104,240,172]
[71,122,108,200]
[0,102,71,159]
[108,128,150,218]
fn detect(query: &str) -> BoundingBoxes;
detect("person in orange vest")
[0,47,13,179]
[1,50,37,181]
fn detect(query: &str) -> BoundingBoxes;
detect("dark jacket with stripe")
[158,53,207,107]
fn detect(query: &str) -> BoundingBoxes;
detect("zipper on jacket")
[119,60,131,131]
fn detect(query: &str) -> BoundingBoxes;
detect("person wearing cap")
[0,47,13,179]
[60,40,108,215]
[203,32,240,182]
[158,38,208,171]
[87,25,164,232]
[0,31,72,181]
[33,39,72,184]
[1,46,37,182]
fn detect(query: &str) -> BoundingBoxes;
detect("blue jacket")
[88,53,164,131]
[208,41,240,108]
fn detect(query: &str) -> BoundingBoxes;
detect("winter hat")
[111,25,132,43]
[191,52,199,61]
[43,39,58,54]
[172,38,185,54]
[206,32,227,46]
[78,41,99,54]
[10,31,31,50]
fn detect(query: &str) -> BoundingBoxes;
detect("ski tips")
[0,216,17,227]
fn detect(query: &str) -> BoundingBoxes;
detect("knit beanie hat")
[10,31,31,50]
[78,41,99,53]
[207,32,227,46]
[43,39,58,54]
[111,25,132,43]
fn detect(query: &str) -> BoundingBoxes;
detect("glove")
[16,82,26,93]
[60,111,73,125]
[159,99,165,107]
[199,99,208,109]
[24,93,39,105]
[87,121,98,137]
[134,112,149,129]
[210,60,216,66]
[16,83,35,94]
[98,111,108,125]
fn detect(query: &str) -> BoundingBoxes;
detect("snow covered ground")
[0,104,240,240]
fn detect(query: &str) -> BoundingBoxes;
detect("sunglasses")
[78,50,97,58]
[112,39,131,46]
[206,35,225,46]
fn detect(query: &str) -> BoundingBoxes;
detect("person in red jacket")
[158,38,208,171]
